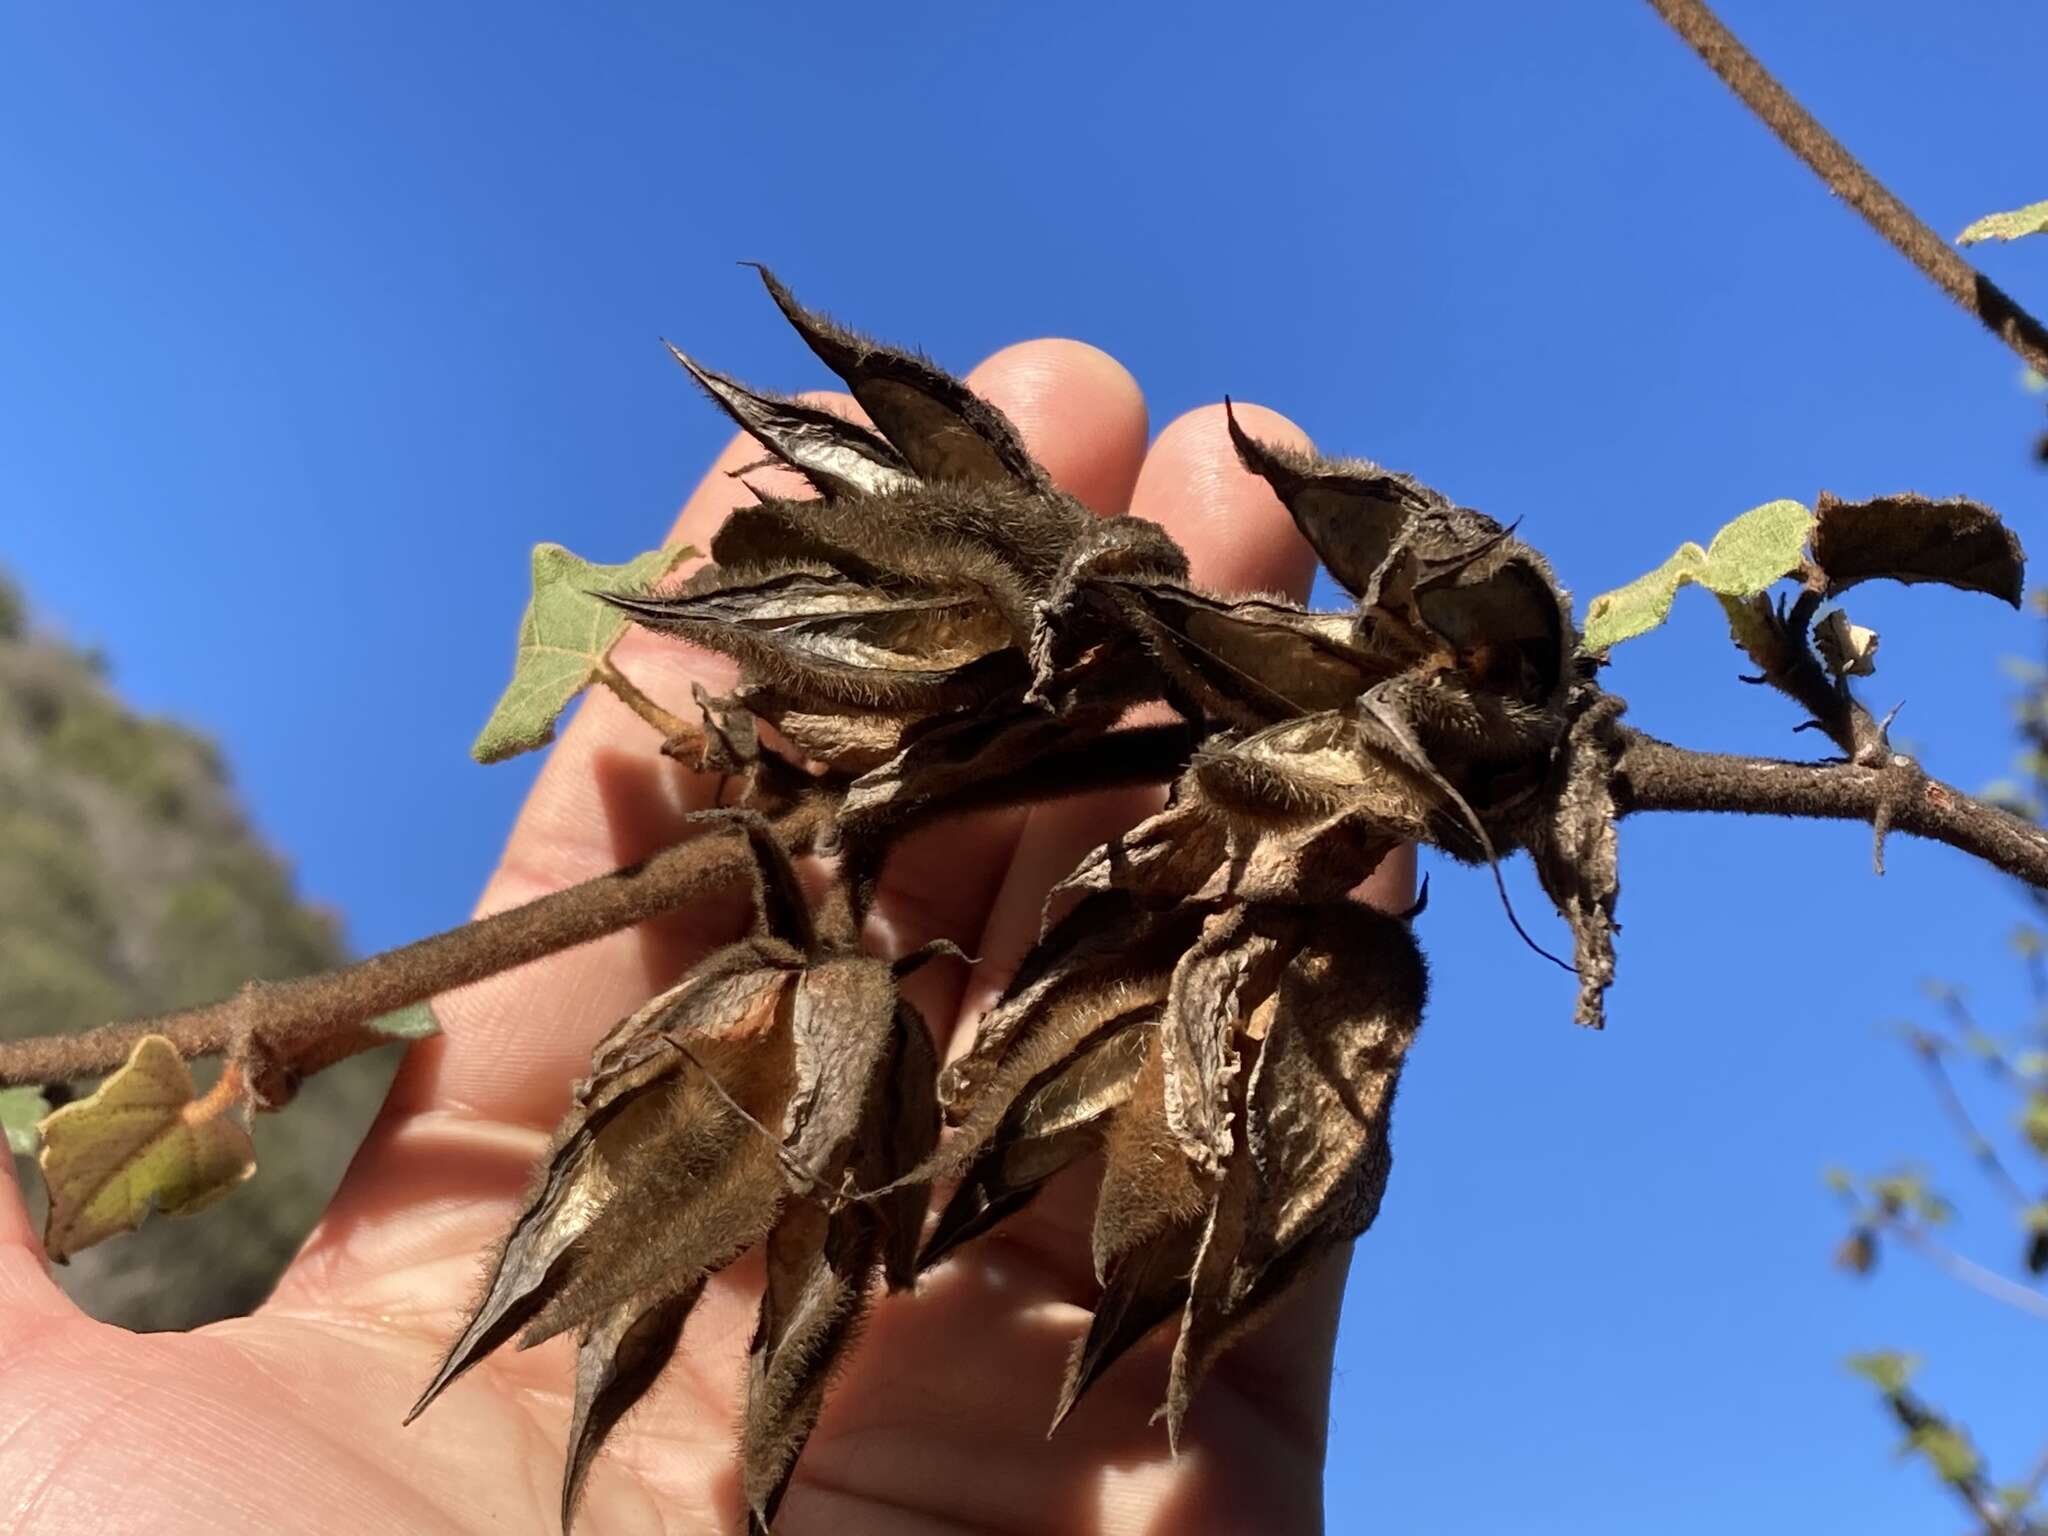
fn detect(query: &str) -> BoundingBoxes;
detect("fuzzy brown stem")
[0,798,832,1090]
[1645,0,2048,377]
[594,658,691,740]
[1613,730,2048,888]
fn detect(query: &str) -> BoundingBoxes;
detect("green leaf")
[2023,1093,2048,1156]
[366,1001,441,1041]
[1846,1350,1919,1394]
[471,543,696,764]
[1698,500,1815,595]
[1,1086,49,1156]
[2020,1202,2048,1235]
[1579,500,1814,653]
[1905,1422,1982,1486]
[37,1035,255,1262]
[1581,545,1707,652]
[1871,1172,1951,1224]
[1822,1165,1855,1196]
[1957,199,2048,246]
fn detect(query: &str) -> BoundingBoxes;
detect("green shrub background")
[0,569,397,1329]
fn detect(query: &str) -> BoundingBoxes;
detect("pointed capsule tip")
[400,1381,442,1428]
[1046,1387,1082,1440]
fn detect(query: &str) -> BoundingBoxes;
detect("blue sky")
[4,1,2046,1529]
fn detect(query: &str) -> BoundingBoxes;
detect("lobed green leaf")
[471,543,696,764]
[1580,500,1814,653]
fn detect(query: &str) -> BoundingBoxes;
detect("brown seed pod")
[931,899,1426,1442]
[419,273,1639,1530]
[409,812,938,1531]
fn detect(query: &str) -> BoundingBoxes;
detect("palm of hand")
[1,339,1406,1535]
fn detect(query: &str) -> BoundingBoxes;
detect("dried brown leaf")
[1518,691,1625,1028]
[1811,490,2025,606]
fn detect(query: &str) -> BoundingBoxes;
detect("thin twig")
[2016,1437,2048,1513]
[1880,1213,2048,1324]
[1888,1388,2023,1535]
[1913,1034,2031,1210]
[1645,0,2048,378]
[1614,730,2048,889]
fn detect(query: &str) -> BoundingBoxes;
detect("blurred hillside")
[0,568,396,1329]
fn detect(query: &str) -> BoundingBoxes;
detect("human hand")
[0,336,1413,1535]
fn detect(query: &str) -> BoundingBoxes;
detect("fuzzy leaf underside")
[366,1001,442,1041]
[471,543,696,764]
[1956,199,2048,245]
[1580,499,1813,652]
[1810,491,2024,606]
[37,1035,255,1261]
